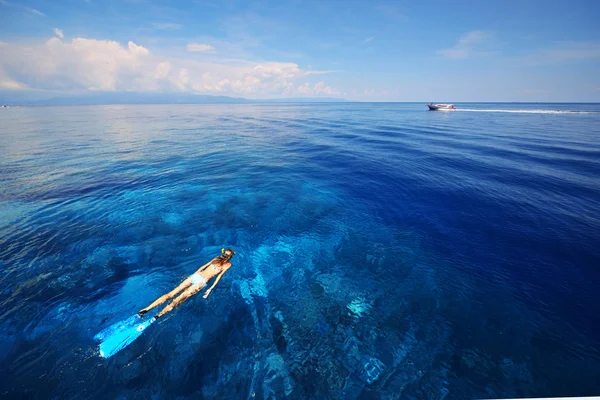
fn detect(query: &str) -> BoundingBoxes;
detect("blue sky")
[0,0,599,101]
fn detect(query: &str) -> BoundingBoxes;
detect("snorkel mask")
[221,248,235,258]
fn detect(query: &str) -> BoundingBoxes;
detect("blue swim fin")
[97,315,155,358]
[94,314,141,343]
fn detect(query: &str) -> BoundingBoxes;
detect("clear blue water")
[1,103,599,399]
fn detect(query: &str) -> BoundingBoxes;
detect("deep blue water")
[1,103,599,399]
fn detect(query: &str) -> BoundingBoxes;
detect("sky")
[0,0,599,102]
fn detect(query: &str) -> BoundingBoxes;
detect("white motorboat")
[427,103,455,111]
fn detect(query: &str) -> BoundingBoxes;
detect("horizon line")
[3,101,600,106]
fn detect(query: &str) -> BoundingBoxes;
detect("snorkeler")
[138,248,235,319]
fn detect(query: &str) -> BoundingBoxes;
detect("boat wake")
[456,109,597,115]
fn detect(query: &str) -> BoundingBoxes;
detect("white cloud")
[297,82,310,94]
[53,28,64,39]
[178,68,190,89]
[295,81,336,96]
[0,35,338,98]
[253,62,304,79]
[0,77,28,90]
[26,6,44,16]
[362,36,374,44]
[0,0,44,16]
[314,81,334,95]
[0,64,28,90]
[437,30,490,59]
[0,37,151,91]
[153,61,171,79]
[127,41,150,56]
[187,43,216,53]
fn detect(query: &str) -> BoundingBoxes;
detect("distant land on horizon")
[0,91,348,106]
[1,92,597,107]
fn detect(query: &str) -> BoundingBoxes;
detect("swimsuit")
[190,273,207,286]
[190,264,220,286]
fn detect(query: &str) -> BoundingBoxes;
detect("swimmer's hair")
[217,248,235,262]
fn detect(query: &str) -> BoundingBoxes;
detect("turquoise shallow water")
[0,103,599,399]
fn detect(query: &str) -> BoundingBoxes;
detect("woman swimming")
[138,248,235,319]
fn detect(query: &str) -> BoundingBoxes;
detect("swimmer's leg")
[138,277,192,317]
[155,284,203,319]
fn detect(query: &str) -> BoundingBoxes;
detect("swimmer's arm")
[203,265,230,298]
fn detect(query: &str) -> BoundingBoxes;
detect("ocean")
[0,103,599,399]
